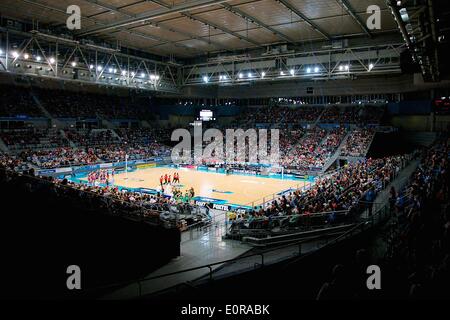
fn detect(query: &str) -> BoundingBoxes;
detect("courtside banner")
[134,158,161,165]
[136,163,157,169]
[70,160,138,174]
[138,188,159,195]
[233,169,258,175]
[37,169,56,175]
[112,161,136,168]
[194,199,251,213]
[73,164,100,173]
[37,167,73,176]
[212,203,230,211]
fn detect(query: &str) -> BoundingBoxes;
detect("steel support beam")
[181,43,404,85]
[0,29,180,93]
[82,0,229,51]
[150,0,264,48]
[220,3,297,43]
[335,0,372,38]
[276,0,331,40]
[20,0,198,53]
[77,0,232,36]
[182,12,262,47]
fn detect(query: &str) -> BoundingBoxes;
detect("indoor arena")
[0,0,449,307]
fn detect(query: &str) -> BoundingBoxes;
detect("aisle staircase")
[28,88,67,128]
[60,129,76,148]
[313,105,330,126]
[321,131,351,173]
[30,94,52,119]
[0,137,10,154]
[109,129,122,141]
[99,116,115,129]
[362,131,377,157]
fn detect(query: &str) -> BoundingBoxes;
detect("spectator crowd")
[316,140,449,299]
[229,152,412,233]
[341,128,375,157]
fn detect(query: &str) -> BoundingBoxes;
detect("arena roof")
[0,0,400,58]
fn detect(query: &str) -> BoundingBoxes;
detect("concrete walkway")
[104,210,251,299]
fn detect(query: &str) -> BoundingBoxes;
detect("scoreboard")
[199,109,215,121]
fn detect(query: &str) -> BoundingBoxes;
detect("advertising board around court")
[37,167,73,176]
[193,197,250,214]
[37,157,168,177]
[136,162,157,169]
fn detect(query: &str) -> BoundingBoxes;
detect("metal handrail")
[86,237,309,297]
[227,209,351,229]
[243,180,314,209]
[85,203,390,298]
[284,203,391,268]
